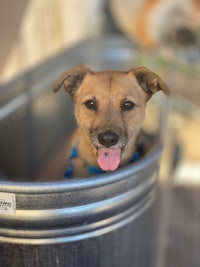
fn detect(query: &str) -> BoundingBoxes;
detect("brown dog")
[53,65,169,178]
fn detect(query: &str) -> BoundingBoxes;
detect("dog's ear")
[52,65,89,97]
[131,66,170,98]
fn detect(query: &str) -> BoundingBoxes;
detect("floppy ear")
[52,65,89,97]
[132,66,170,98]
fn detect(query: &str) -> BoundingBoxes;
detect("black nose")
[98,131,119,147]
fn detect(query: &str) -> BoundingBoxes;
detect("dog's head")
[53,65,169,171]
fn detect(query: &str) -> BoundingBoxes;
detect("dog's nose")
[98,131,119,147]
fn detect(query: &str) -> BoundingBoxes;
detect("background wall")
[0,0,105,83]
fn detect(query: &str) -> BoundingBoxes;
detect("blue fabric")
[64,164,74,178]
[64,147,77,178]
[130,151,139,163]
[88,165,105,174]
[69,147,77,158]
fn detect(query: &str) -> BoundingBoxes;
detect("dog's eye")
[121,101,136,112]
[84,99,97,111]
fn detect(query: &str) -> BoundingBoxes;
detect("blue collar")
[64,142,142,179]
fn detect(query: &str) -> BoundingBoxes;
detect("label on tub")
[0,193,16,214]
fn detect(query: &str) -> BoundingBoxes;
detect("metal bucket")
[0,148,161,267]
[0,36,167,267]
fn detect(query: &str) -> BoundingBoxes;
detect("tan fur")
[53,65,169,178]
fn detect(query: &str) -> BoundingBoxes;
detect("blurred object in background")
[109,0,200,47]
[2,0,199,84]
[0,0,105,84]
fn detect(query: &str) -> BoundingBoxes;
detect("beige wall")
[0,0,104,83]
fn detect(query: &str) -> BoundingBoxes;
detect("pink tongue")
[97,148,121,171]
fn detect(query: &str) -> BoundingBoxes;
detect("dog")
[109,0,200,47]
[53,65,169,178]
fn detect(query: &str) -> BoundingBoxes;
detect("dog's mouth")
[97,147,122,171]
[88,130,125,171]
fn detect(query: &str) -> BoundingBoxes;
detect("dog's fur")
[53,65,169,178]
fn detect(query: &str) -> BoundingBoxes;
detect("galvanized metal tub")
[0,36,166,267]
[0,147,161,266]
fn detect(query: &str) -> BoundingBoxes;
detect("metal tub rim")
[0,142,161,244]
[0,143,162,193]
